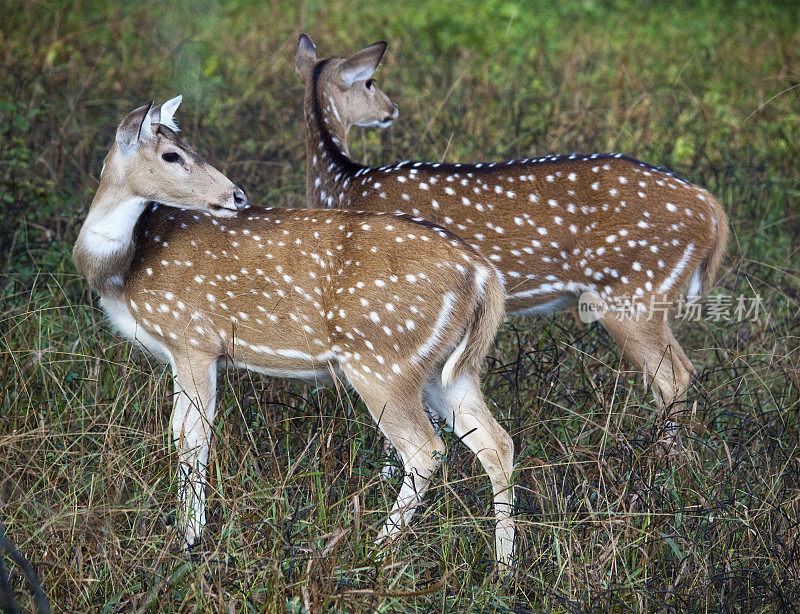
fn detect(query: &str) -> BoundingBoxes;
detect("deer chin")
[355,118,394,129]
[206,203,240,218]
[160,200,239,218]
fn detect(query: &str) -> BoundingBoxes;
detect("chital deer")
[74,98,515,564]
[296,35,729,429]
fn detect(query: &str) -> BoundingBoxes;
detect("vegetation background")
[2,0,799,611]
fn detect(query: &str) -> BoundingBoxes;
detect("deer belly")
[503,277,593,316]
[228,341,338,383]
[506,294,575,317]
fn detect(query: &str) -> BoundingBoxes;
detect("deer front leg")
[171,355,218,550]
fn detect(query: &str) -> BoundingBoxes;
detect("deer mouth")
[208,202,239,217]
[209,187,248,215]
[377,104,399,128]
[357,117,395,129]
[357,106,398,130]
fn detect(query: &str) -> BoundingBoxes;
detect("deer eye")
[162,152,182,163]
[365,78,375,90]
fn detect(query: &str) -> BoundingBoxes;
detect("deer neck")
[304,62,364,209]
[73,170,148,295]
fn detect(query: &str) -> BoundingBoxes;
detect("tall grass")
[2,1,799,611]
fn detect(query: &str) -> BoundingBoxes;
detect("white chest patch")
[81,197,148,257]
[100,295,174,366]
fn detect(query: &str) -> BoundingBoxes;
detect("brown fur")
[74,99,516,564]
[126,205,501,385]
[699,197,729,294]
[296,36,731,410]
[74,101,245,297]
[446,265,506,386]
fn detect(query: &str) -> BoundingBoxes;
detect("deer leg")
[171,354,218,550]
[600,313,693,451]
[379,438,401,481]
[343,371,445,545]
[380,398,443,481]
[665,326,697,381]
[424,371,515,567]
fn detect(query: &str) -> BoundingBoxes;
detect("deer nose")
[233,187,248,211]
[383,104,399,124]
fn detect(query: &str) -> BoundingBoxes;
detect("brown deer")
[295,35,729,430]
[74,98,515,565]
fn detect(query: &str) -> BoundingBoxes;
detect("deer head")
[106,96,247,215]
[74,96,248,294]
[296,34,398,131]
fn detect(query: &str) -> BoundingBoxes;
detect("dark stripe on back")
[367,152,687,183]
[311,60,364,175]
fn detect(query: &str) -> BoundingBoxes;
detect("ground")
[1,1,799,612]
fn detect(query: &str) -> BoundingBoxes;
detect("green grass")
[2,0,799,611]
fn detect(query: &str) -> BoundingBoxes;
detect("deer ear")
[146,94,182,132]
[295,33,317,81]
[116,101,154,154]
[158,95,182,131]
[337,41,387,88]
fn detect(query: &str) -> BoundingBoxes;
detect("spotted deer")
[296,35,729,425]
[74,98,515,565]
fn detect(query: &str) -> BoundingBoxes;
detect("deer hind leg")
[342,369,446,545]
[665,326,697,381]
[171,353,218,550]
[423,371,515,567]
[599,311,693,448]
[380,399,443,481]
[600,314,693,407]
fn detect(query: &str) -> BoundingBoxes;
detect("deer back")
[124,205,504,386]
